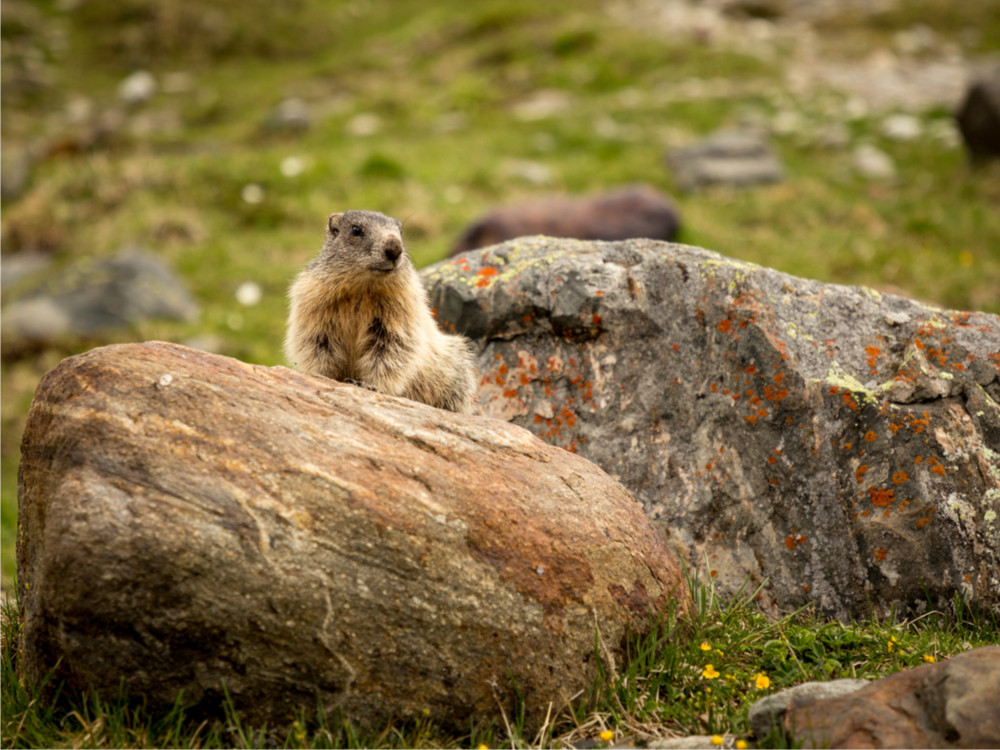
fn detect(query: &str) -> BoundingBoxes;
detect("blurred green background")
[3,0,999,589]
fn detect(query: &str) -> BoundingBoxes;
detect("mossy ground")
[2,0,999,746]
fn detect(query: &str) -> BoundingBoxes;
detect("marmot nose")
[384,240,403,264]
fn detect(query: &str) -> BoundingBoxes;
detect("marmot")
[285,210,477,414]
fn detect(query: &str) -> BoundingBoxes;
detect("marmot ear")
[327,213,343,238]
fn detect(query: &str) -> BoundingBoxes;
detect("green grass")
[3,567,997,748]
[2,0,1000,743]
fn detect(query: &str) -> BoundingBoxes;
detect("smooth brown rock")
[17,341,689,731]
[784,646,1000,748]
[423,238,1000,621]
[956,70,1000,161]
[450,184,680,256]
[748,678,869,739]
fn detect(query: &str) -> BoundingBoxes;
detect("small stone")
[665,129,783,191]
[882,113,922,141]
[647,736,739,749]
[499,159,553,186]
[0,252,51,290]
[161,71,194,95]
[118,70,157,105]
[852,143,897,180]
[511,89,573,121]
[1,147,34,202]
[345,112,382,137]
[280,156,305,178]
[241,183,265,204]
[262,97,310,132]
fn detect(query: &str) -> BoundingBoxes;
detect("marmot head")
[315,210,408,279]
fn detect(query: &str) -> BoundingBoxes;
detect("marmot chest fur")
[284,210,476,414]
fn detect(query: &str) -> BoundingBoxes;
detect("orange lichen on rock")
[869,487,896,508]
[475,266,498,287]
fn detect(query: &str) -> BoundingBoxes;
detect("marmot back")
[284,210,477,414]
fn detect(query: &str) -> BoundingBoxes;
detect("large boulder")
[424,238,1000,621]
[16,341,689,731]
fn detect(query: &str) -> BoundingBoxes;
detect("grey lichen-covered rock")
[422,237,1000,621]
[17,341,689,731]
[748,679,869,739]
[1,250,198,344]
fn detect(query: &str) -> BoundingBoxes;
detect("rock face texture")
[776,647,1000,748]
[16,341,689,730]
[424,238,1000,621]
[450,184,680,256]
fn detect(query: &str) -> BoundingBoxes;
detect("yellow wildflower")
[599,729,614,742]
[736,741,749,749]
[711,735,724,746]
[754,672,770,690]
[703,664,720,679]
[700,641,712,651]
[923,654,936,663]
[478,745,489,750]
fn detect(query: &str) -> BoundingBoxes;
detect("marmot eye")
[351,225,364,237]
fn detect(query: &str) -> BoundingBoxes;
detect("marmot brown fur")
[285,210,477,413]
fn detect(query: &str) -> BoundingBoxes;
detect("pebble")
[118,70,157,105]
[510,89,573,121]
[499,159,554,185]
[852,144,897,180]
[881,113,922,141]
[345,113,382,137]
[241,183,265,205]
[280,156,306,177]
[264,97,310,132]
